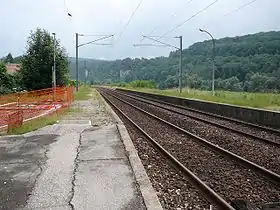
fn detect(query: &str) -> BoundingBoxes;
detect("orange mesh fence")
[0,86,74,131]
[8,111,23,132]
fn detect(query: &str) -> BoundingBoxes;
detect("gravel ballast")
[119,116,210,209]
[130,92,280,141]
[102,90,280,209]
[114,90,280,175]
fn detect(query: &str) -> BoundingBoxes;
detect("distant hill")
[3,31,280,92]
[70,31,280,92]
[68,57,110,82]
[180,31,280,57]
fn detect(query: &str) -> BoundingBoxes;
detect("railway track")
[98,88,280,210]
[110,89,280,175]
[117,89,280,146]
[119,116,212,209]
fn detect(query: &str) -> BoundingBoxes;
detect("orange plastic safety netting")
[0,86,74,130]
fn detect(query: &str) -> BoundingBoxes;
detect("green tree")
[220,76,243,91]
[0,62,13,93]
[244,73,272,92]
[13,56,23,64]
[20,28,69,90]
[0,62,6,79]
[129,80,156,88]
[4,53,14,63]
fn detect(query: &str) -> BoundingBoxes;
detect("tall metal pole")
[52,33,56,89]
[52,66,54,101]
[52,33,56,104]
[199,29,215,96]
[119,69,121,82]
[84,60,88,85]
[179,36,183,93]
[75,33,79,92]
[211,38,216,96]
[137,35,183,92]
[74,33,113,89]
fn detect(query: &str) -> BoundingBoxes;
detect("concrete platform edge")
[97,89,163,210]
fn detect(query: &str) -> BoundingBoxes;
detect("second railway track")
[117,89,280,146]
[118,90,280,144]
[112,89,280,175]
[99,88,280,210]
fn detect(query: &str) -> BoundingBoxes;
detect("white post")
[52,33,56,89]
[52,33,56,103]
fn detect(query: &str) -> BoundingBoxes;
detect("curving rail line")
[116,89,280,147]
[98,88,235,210]
[101,88,280,185]
[99,87,280,209]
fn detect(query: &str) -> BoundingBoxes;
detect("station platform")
[0,90,162,210]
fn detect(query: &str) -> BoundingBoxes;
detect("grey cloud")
[1,0,279,60]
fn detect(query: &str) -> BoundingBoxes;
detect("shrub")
[128,80,156,88]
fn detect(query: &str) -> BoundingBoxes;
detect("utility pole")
[75,33,79,92]
[119,69,121,82]
[135,35,184,93]
[84,60,88,85]
[52,33,56,104]
[75,33,114,92]
[52,33,56,89]
[199,29,215,96]
[178,36,183,93]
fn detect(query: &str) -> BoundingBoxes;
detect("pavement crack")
[24,145,50,208]
[79,157,124,162]
[68,130,84,210]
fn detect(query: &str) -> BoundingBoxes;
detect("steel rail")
[101,88,280,185]
[98,89,234,210]
[118,89,280,135]
[113,90,280,147]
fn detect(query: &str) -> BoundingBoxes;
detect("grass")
[74,85,92,100]
[7,107,78,135]
[7,114,59,135]
[122,87,280,111]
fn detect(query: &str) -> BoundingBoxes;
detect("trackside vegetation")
[120,87,280,111]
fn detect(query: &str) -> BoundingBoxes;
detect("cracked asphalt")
[0,134,59,210]
[0,89,146,210]
[23,124,89,210]
[71,125,145,210]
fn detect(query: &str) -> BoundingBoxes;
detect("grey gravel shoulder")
[97,90,163,210]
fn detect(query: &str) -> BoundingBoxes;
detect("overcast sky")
[1,0,279,60]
